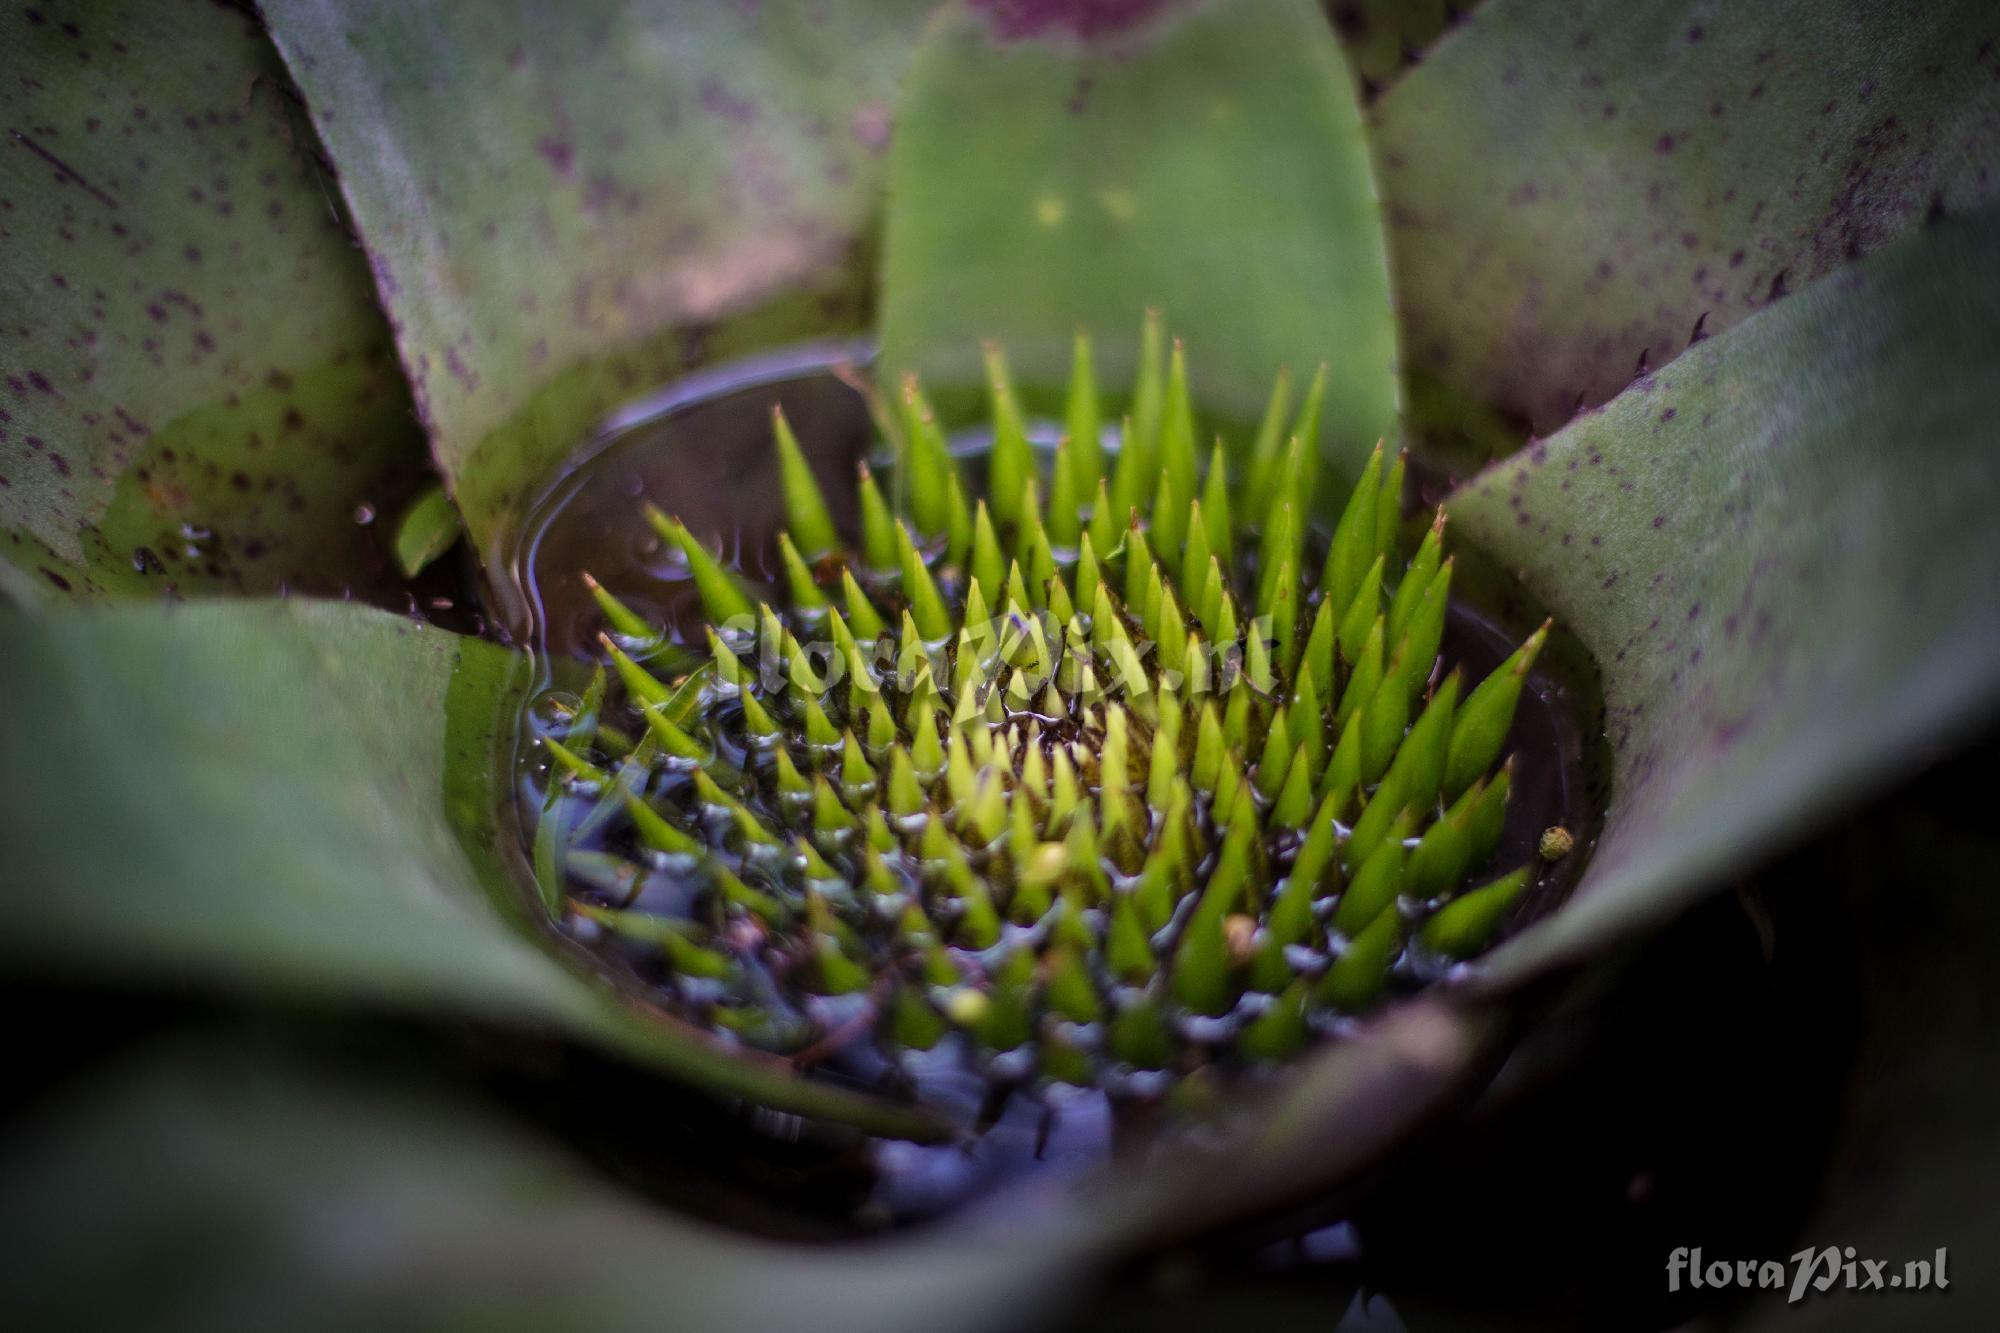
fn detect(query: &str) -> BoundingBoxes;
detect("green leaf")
[261,0,933,584]
[0,598,947,1140]
[879,0,1397,482]
[1450,208,2000,987]
[1377,0,2000,434]
[391,482,462,578]
[0,1,429,600]
[0,1040,1075,1330]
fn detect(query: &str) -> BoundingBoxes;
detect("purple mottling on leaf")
[969,0,1178,41]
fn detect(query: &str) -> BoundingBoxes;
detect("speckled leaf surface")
[1375,0,2000,436]
[0,0,429,601]
[1450,208,2000,985]
[0,598,946,1139]
[879,0,1398,480]
[262,0,933,575]
[0,1041,1074,1332]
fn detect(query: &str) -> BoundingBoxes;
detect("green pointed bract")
[891,988,947,1051]
[708,624,752,696]
[1254,712,1293,800]
[1065,328,1104,500]
[1269,434,1314,555]
[1241,981,1310,1061]
[1360,669,1409,785]
[1394,557,1454,698]
[944,472,975,566]
[1458,759,1514,867]
[1256,863,1317,993]
[1046,437,1082,547]
[1110,995,1174,1070]
[637,700,709,762]
[1177,500,1214,610]
[1404,807,1473,902]
[647,507,755,625]
[1046,572,1076,626]
[582,572,656,644]
[1376,449,1407,559]
[1269,561,1300,682]
[1046,942,1102,1024]
[1256,501,1298,618]
[771,405,839,557]
[1337,553,1386,665]
[1209,571,1239,656]
[1421,866,1532,960]
[808,778,857,839]
[1123,519,1157,612]
[1289,670,1325,775]
[1287,793,1345,902]
[1345,767,1409,874]
[1443,620,1549,798]
[840,730,877,795]
[543,735,609,787]
[856,461,898,570]
[1149,467,1188,576]
[1288,362,1329,516]
[1382,671,1460,816]
[1071,530,1105,615]
[1245,601,1280,695]
[1016,486,1058,603]
[1242,364,1295,520]
[1199,440,1234,566]
[1160,339,1200,509]
[801,695,840,751]
[898,376,956,539]
[772,532,827,613]
[835,569,884,643]
[895,521,953,642]
[969,499,1006,603]
[982,341,1034,533]
[1337,617,1384,727]
[772,747,812,802]
[738,686,780,742]
[1113,310,1166,517]
[1107,889,1156,984]
[1270,747,1316,828]
[537,328,1568,1094]
[1388,510,1447,645]
[1333,810,1411,937]
[1087,474,1123,561]
[1322,444,1383,625]
[601,635,674,710]
[1321,909,1400,1013]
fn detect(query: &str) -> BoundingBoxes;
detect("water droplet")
[529,688,583,733]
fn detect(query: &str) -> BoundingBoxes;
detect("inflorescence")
[531,313,1549,1103]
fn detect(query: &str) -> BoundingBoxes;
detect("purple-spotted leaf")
[1377,0,2000,437]
[1450,207,2000,987]
[880,0,1397,481]
[260,0,933,595]
[0,0,430,601]
[0,598,947,1140]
